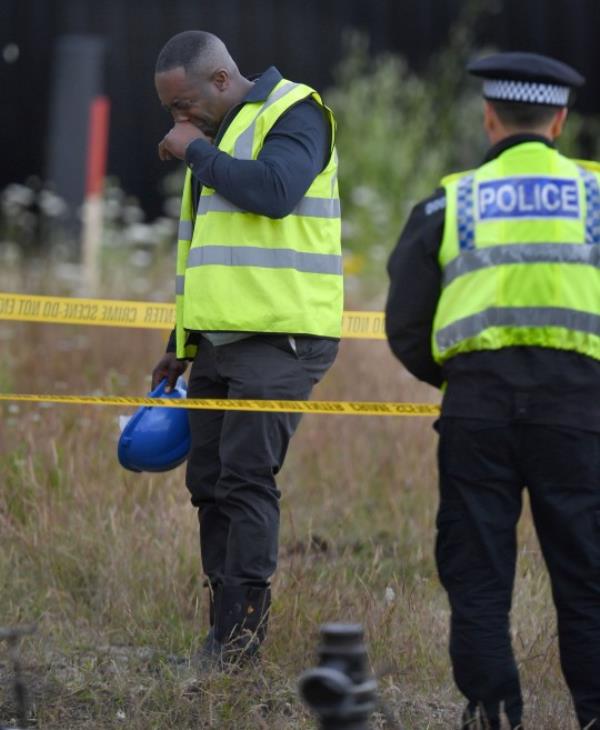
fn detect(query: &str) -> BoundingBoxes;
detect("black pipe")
[298,623,378,730]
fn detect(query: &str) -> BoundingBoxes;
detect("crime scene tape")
[0,393,440,417]
[0,292,385,339]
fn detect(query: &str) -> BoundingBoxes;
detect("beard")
[195,120,218,140]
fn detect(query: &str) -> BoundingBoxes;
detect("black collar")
[214,67,283,145]
[483,133,556,163]
[244,66,283,102]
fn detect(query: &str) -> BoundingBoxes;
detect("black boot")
[192,584,271,672]
[461,702,497,729]
[461,702,522,730]
[216,585,271,657]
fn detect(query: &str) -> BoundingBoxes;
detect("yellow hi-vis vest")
[174,78,342,358]
[432,142,600,365]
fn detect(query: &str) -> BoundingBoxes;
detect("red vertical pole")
[85,96,110,196]
[81,95,110,295]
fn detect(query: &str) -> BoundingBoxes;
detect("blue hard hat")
[118,378,191,472]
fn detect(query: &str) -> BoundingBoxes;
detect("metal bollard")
[298,623,378,730]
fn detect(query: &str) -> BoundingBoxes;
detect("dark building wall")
[2,0,599,218]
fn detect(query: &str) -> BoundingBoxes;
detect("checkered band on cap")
[483,79,570,106]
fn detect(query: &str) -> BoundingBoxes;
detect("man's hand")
[158,122,211,161]
[151,352,188,392]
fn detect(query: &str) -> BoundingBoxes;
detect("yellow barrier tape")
[0,292,175,329]
[342,311,385,339]
[0,292,385,339]
[0,393,440,417]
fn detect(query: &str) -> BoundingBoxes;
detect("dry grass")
[0,274,580,728]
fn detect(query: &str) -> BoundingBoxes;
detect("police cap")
[467,52,585,107]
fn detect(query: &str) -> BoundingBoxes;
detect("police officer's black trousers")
[436,418,600,729]
[186,335,338,589]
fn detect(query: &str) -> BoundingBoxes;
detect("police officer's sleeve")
[385,190,445,388]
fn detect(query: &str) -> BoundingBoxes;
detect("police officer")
[151,31,342,667]
[385,52,600,728]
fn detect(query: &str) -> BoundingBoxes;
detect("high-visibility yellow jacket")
[432,141,600,365]
[175,78,343,358]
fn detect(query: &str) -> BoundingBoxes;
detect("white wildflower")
[384,586,396,605]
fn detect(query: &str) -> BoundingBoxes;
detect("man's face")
[155,66,226,139]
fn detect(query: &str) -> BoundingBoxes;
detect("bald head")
[155,31,238,79]
[155,31,253,137]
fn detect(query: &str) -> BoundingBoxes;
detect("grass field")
[0,267,582,729]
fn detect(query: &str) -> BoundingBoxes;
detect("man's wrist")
[166,329,177,353]
[185,137,214,168]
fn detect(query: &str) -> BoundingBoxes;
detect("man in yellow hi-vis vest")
[150,31,342,668]
[386,53,600,729]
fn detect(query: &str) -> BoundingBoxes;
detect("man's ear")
[483,101,496,135]
[549,107,568,140]
[483,100,506,144]
[212,69,230,91]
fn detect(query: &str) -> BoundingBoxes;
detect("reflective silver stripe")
[178,220,193,241]
[436,307,600,353]
[443,243,600,287]
[295,197,340,218]
[196,195,239,215]
[197,193,340,218]
[187,245,342,275]
[234,82,299,159]
[175,275,185,295]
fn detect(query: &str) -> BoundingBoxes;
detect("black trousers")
[186,335,338,588]
[436,418,600,729]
